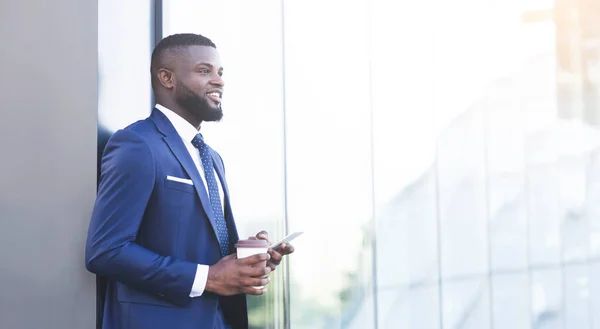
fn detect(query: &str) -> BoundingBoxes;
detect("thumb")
[256,230,269,240]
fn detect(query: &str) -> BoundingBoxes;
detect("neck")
[156,99,202,129]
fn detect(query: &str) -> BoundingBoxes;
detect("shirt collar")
[155,104,199,143]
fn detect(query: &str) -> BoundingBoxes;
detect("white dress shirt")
[156,104,225,298]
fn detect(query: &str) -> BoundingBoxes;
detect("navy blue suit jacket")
[86,109,247,329]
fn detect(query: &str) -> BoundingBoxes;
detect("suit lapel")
[151,109,221,242]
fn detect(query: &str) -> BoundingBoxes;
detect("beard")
[175,80,223,122]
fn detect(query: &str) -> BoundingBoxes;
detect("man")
[85,33,294,329]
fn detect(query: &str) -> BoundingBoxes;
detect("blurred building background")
[4,0,600,328]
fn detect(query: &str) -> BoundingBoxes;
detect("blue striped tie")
[191,134,229,256]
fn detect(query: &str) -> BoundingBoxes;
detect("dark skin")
[153,45,294,296]
[153,45,225,129]
[255,231,295,271]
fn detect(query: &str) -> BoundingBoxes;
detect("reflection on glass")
[531,269,563,329]
[527,162,561,266]
[371,0,439,289]
[436,106,488,279]
[521,15,562,268]
[442,278,491,329]
[377,285,440,329]
[486,79,528,272]
[435,0,490,279]
[374,176,438,288]
[162,1,286,328]
[492,273,530,329]
[564,264,591,329]
[558,158,590,263]
[588,154,600,259]
[590,263,600,329]
[283,1,375,328]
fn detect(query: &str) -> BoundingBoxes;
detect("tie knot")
[191,133,205,149]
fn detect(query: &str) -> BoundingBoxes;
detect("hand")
[205,253,271,296]
[256,231,295,271]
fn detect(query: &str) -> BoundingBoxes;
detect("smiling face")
[174,45,225,123]
[155,45,225,126]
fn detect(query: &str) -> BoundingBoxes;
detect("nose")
[211,74,224,87]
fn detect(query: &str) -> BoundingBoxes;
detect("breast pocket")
[164,176,195,194]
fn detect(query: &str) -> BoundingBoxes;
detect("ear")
[157,68,176,89]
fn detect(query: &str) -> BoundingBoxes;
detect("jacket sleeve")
[85,129,196,306]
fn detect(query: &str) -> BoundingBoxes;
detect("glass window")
[371,0,439,289]
[526,162,561,266]
[520,14,563,268]
[531,269,563,329]
[491,273,530,329]
[590,262,600,329]
[564,264,591,329]
[282,1,376,328]
[442,278,491,329]
[486,51,528,272]
[377,285,441,329]
[98,0,152,133]
[559,158,590,263]
[434,0,491,279]
[588,155,600,259]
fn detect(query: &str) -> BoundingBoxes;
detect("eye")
[218,71,223,77]
[198,68,210,74]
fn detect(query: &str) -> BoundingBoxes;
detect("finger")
[255,230,269,241]
[267,247,282,257]
[282,244,295,255]
[245,265,271,278]
[243,276,270,288]
[269,249,283,265]
[242,286,267,296]
[273,243,290,254]
[267,260,280,271]
[237,253,270,265]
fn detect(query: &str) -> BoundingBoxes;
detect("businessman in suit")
[85,33,294,329]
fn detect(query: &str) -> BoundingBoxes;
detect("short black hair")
[150,33,216,75]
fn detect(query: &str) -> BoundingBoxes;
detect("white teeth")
[208,92,220,98]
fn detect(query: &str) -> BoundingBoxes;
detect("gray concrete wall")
[0,0,98,328]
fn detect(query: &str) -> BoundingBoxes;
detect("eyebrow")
[196,62,223,71]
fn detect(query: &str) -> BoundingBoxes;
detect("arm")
[85,129,196,306]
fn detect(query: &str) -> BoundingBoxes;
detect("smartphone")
[270,231,303,250]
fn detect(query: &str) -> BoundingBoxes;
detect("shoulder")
[104,117,159,152]
[101,119,159,174]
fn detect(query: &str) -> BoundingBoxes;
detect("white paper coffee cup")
[236,246,269,259]
[235,237,269,289]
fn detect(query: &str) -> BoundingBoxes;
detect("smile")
[207,91,222,102]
